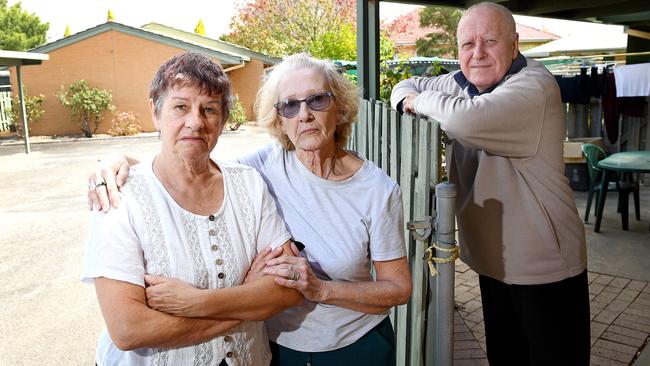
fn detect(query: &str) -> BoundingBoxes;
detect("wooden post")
[398,114,416,366]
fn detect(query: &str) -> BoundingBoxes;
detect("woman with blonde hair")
[89,53,411,366]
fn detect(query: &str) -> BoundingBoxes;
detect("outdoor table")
[594,150,650,232]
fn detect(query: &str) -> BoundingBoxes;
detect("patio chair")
[582,143,640,225]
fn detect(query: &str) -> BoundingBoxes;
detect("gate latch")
[407,215,435,241]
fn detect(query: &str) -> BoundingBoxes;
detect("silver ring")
[94,181,107,190]
[291,271,300,281]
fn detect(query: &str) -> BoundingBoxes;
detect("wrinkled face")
[151,84,224,160]
[277,67,338,152]
[457,7,519,92]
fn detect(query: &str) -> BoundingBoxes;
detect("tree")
[63,25,70,37]
[11,89,45,138]
[223,0,356,58]
[223,0,394,61]
[415,6,462,58]
[0,0,49,51]
[107,9,115,22]
[57,80,115,138]
[309,23,356,60]
[194,18,206,36]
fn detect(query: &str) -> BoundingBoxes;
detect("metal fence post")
[425,182,456,366]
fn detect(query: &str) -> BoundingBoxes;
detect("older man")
[391,2,589,365]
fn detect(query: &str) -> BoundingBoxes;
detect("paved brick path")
[453,261,650,365]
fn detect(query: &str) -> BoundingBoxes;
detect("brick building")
[8,21,278,136]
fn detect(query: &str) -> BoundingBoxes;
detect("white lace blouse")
[82,159,290,366]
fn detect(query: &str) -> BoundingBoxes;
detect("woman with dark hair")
[82,52,301,366]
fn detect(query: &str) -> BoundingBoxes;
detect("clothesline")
[537,51,650,62]
[536,51,650,76]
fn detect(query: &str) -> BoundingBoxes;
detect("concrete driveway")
[0,126,273,365]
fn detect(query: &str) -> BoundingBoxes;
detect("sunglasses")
[274,92,335,118]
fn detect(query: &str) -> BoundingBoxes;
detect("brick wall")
[9,29,265,136]
[229,58,266,122]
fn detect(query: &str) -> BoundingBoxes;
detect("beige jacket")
[391,56,586,284]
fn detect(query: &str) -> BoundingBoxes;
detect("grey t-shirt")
[239,143,406,352]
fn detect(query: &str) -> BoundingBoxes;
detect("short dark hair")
[149,52,232,121]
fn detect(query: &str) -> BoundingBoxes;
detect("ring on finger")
[290,271,300,281]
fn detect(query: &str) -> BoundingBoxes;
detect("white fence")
[0,91,14,132]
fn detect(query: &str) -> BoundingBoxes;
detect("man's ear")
[512,32,520,59]
[149,99,160,131]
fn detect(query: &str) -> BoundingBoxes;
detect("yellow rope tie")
[424,240,460,277]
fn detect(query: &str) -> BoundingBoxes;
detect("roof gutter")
[223,61,246,73]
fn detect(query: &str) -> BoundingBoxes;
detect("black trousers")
[479,270,590,366]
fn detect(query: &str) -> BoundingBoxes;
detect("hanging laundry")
[554,75,591,104]
[613,63,650,97]
[619,97,646,117]
[602,70,619,144]
[591,66,604,98]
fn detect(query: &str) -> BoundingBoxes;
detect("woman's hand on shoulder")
[87,154,135,212]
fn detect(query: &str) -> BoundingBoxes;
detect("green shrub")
[107,111,141,136]
[379,62,412,104]
[11,91,45,138]
[227,94,247,131]
[57,80,115,137]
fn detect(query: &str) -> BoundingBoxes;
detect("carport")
[357,0,650,99]
[0,50,49,154]
[353,2,650,365]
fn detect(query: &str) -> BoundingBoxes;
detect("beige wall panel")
[229,58,265,121]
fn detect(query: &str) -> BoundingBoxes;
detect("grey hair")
[458,2,517,42]
[254,53,360,150]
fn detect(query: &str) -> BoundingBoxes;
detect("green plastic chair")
[581,143,640,225]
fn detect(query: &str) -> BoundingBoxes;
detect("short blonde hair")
[255,53,360,150]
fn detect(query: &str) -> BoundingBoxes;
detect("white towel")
[614,63,650,97]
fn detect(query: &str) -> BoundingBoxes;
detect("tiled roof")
[30,22,243,66]
[516,23,560,42]
[29,22,280,67]
[383,9,559,45]
[382,10,439,45]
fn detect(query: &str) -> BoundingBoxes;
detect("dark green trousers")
[270,317,396,366]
